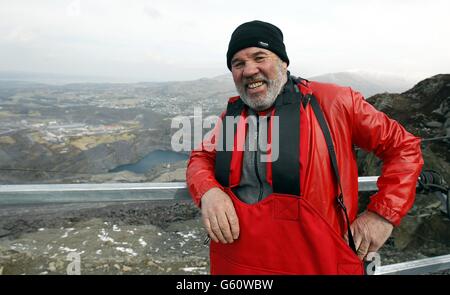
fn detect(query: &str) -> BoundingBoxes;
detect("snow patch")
[59,246,78,252]
[139,237,147,247]
[115,247,137,257]
[98,229,115,243]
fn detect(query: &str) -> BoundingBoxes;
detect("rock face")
[357,74,450,252]
[145,160,188,182]
[359,74,450,177]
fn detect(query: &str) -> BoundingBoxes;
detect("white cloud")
[0,0,448,81]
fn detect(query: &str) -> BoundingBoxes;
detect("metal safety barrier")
[0,176,379,205]
[375,254,450,275]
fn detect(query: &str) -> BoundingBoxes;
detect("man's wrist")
[199,186,223,207]
[366,201,402,226]
[365,209,395,228]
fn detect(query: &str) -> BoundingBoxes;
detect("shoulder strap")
[309,94,358,254]
[215,99,245,187]
[272,76,301,195]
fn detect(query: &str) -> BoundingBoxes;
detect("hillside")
[356,74,450,254]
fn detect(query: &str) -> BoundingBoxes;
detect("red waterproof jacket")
[186,79,423,273]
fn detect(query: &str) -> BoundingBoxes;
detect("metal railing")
[0,176,380,205]
[375,254,450,275]
[0,182,191,205]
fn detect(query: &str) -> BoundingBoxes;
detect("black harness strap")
[215,99,244,187]
[309,94,358,254]
[272,77,301,195]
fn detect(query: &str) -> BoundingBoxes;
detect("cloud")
[143,6,162,19]
[4,27,38,43]
[0,0,448,81]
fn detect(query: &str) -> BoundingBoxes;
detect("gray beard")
[236,63,286,111]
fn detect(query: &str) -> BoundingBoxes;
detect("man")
[186,20,423,274]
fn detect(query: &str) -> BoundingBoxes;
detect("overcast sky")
[0,0,449,82]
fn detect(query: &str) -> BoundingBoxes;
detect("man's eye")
[232,62,244,69]
[255,56,267,62]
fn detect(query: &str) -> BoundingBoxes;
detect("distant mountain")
[308,71,418,98]
[0,70,423,104]
[0,80,48,89]
[148,71,419,101]
[188,71,419,101]
[0,70,129,85]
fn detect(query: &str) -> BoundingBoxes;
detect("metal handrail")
[0,177,379,205]
[375,254,450,275]
[0,176,379,192]
[0,182,188,192]
[0,182,192,205]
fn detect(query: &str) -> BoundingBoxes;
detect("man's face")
[231,47,288,111]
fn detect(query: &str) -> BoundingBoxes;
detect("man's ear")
[282,62,288,71]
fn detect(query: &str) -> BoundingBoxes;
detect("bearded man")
[186,20,423,274]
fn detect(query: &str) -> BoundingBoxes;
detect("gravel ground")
[0,200,208,275]
[0,200,448,275]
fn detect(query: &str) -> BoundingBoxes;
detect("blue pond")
[110,150,189,174]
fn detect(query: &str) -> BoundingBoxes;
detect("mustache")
[242,75,269,87]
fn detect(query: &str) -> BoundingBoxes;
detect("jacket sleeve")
[186,112,225,207]
[350,90,424,226]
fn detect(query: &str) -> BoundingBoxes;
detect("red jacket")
[187,80,423,236]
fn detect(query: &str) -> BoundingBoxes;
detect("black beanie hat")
[226,20,289,70]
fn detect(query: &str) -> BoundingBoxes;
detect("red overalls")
[210,188,363,274]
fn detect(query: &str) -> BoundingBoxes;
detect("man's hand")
[345,211,394,260]
[201,187,240,244]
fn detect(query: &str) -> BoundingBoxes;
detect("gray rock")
[0,229,10,238]
[416,214,450,246]
[444,118,450,130]
[392,215,422,250]
[425,121,443,128]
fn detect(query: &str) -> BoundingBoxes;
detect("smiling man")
[186,20,423,274]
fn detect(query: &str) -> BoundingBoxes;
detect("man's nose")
[242,61,259,78]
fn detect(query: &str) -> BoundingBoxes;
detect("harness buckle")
[336,194,347,212]
[203,235,211,245]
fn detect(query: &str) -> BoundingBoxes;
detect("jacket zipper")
[255,115,263,202]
